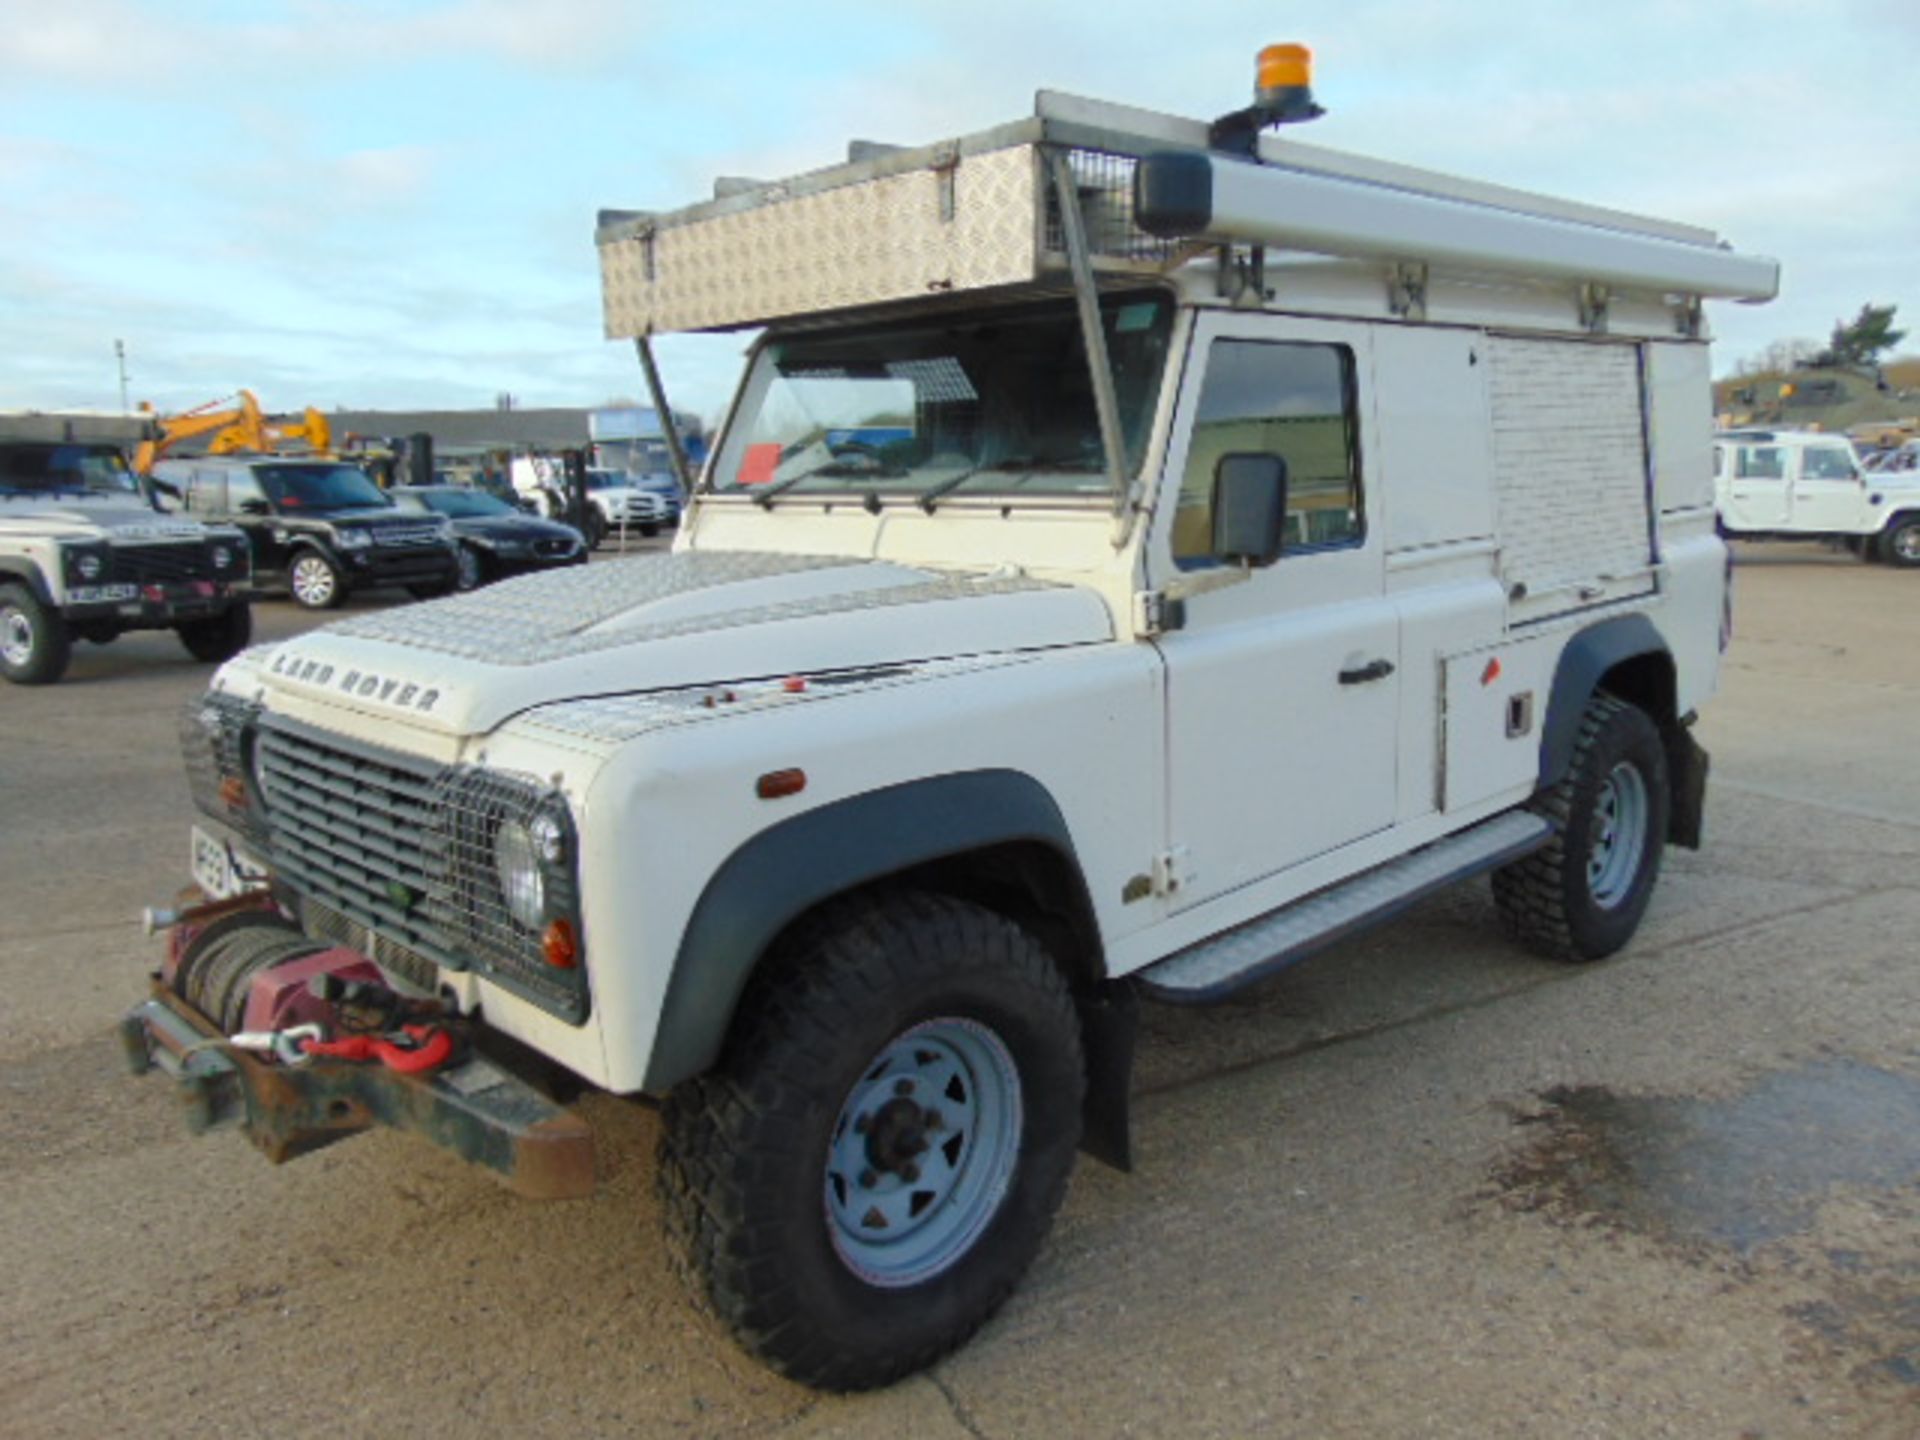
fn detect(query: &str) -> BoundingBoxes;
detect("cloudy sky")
[4,0,1914,424]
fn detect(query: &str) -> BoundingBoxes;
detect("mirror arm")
[1161,559,1253,604]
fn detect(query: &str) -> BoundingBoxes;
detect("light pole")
[114,339,130,414]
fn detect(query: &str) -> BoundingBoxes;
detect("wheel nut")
[923,1109,943,1131]
[894,1078,914,1097]
[860,1168,878,1188]
[900,1163,920,1183]
[853,1113,871,1135]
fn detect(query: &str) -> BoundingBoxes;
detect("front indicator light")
[542,918,578,969]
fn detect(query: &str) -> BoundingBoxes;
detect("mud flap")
[1667,723,1709,850]
[1076,981,1137,1173]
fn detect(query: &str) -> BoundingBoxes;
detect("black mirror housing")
[237,498,271,516]
[1211,453,1289,566]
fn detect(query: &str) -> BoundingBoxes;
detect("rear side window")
[1173,339,1362,567]
[1736,447,1784,479]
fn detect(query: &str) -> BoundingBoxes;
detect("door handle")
[1338,658,1395,685]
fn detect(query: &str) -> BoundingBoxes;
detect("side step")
[1137,811,1552,1005]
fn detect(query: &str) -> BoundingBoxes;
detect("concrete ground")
[2,540,1916,1438]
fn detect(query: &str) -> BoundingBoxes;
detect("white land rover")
[0,437,253,685]
[1713,428,1920,565]
[125,61,1776,1389]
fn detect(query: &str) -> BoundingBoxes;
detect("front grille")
[371,524,446,550]
[254,718,587,1022]
[114,542,215,585]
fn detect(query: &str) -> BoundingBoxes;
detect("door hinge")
[1133,590,1186,637]
[1152,847,1193,897]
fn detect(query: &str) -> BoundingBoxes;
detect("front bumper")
[120,977,596,1200]
[63,579,241,628]
[338,545,461,589]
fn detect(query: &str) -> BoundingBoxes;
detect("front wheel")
[176,603,252,663]
[1492,693,1670,962]
[658,892,1085,1391]
[0,582,70,685]
[453,544,485,592]
[287,551,344,610]
[1880,516,1920,568]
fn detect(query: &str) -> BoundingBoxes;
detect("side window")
[1173,339,1361,567]
[1801,446,1856,480]
[1736,446,1784,480]
[187,470,227,514]
[226,469,267,511]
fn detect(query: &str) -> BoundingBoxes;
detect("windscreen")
[714,292,1173,504]
[0,444,141,497]
[258,463,391,512]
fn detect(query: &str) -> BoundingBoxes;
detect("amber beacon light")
[1257,43,1313,98]
[1207,41,1325,153]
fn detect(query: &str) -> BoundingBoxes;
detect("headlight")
[334,528,372,549]
[211,545,234,570]
[246,730,273,810]
[494,819,548,930]
[77,553,105,580]
[433,519,456,542]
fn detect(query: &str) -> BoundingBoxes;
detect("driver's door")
[1152,314,1400,912]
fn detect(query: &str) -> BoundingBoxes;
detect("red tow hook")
[300,1023,456,1075]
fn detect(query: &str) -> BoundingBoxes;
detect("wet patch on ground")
[1489,1058,1920,1391]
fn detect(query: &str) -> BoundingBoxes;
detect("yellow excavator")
[132,390,333,475]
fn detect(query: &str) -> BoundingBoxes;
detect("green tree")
[1826,304,1906,366]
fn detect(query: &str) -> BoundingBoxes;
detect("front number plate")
[190,825,266,900]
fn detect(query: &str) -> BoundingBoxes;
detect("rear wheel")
[1492,693,1669,962]
[658,891,1084,1391]
[287,551,344,610]
[176,603,253,663]
[1881,516,1920,568]
[0,582,71,685]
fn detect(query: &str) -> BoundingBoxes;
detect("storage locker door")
[1486,337,1655,624]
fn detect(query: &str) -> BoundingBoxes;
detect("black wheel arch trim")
[1540,614,1706,848]
[643,769,1100,1095]
[1540,615,1670,788]
[0,560,55,605]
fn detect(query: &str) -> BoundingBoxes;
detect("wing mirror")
[237,498,271,516]
[1211,453,1289,567]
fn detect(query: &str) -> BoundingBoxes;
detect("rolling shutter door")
[1486,337,1654,623]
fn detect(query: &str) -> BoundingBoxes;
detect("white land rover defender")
[0,434,253,685]
[1712,428,1920,565]
[125,60,1777,1389]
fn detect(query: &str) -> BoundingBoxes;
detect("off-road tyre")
[1880,515,1920,568]
[0,582,71,685]
[176,603,252,664]
[657,890,1085,1391]
[287,550,345,610]
[582,510,607,550]
[1492,692,1669,962]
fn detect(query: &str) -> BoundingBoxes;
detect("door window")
[1173,340,1362,567]
[1735,446,1784,479]
[226,469,268,512]
[187,470,227,514]
[1800,446,1857,480]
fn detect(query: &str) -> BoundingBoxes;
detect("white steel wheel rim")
[1895,526,1920,562]
[1,606,33,666]
[455,547,482,590]
[1587,761,1650,909]
[291,556,335,606]
[823,1016,1024,1290]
